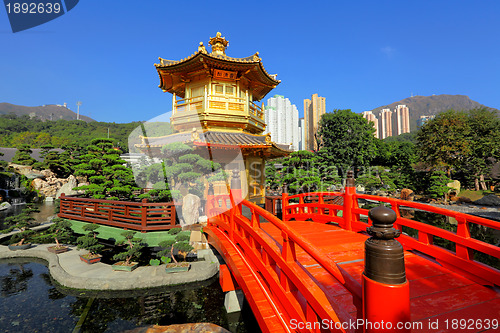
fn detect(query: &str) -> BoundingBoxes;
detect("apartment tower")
[379,108,393,139]
[304,93,326,151]
[361,111,379,138]
[394,104,410,135]
[265,95,300,151]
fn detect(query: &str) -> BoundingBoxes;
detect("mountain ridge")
[0,102,95,122]
[369,94,499,131]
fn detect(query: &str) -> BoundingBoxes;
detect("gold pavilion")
[137,32,290,204]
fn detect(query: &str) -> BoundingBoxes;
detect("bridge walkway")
[256,219,500,331]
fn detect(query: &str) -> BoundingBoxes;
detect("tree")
[157,228,193,264]
[280,150,338,195]
[11,144,36,166]
[155,142,224,200]
[2,204,39,246]
[74,138,138,200]
[47,218,74,247]
[463,108,500,190]
[416,110,470,177]
[113,231,144,266]
[76,224,104,256]
[317,109,377,174]
[427,170,451,200]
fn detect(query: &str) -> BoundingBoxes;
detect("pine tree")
[74,138,138,200]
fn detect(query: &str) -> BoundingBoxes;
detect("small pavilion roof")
[154,33,280,101]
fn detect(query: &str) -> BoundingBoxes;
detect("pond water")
[0,258,260,333]
[0,201,56,231]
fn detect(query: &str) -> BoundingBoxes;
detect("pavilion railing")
[282,189,500,287]
[58,194,177,232]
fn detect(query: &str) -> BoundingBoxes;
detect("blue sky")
[1,1,499,123]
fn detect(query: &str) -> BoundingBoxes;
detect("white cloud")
[381,46,396,58]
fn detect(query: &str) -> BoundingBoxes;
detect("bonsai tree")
[48,218,73,249]
[157,228,193,265]
[113,231,144,266]
[76,224,104,257]
[3,204,39,246]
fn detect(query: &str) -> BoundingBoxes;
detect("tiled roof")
[135,130,292,154]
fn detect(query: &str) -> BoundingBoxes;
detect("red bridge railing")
[282,190,500,287]
[58,194,177,232]
[206,192,361,332]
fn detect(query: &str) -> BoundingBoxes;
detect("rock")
[76,176,87,183]
[7,163,33,176]
[356,185,365,193]
[122,323,231,333]
[181,194,201,227]
[473,194,500,207]
[400,189,414,201]
[0,202,12,211]
[31,178,48,191]
[56,175,78,198]
[41,169,55,178]
[447,180,460,194]
[25,171,45,179]
[457,197,473,203]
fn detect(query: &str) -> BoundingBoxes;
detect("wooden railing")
[58,194,177,232]
[282,191,500,287]
[207,193,361,329]
[174,94,264,120]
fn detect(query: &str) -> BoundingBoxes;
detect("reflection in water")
[1,264,33,297]
[0,259,260,333]
[0,201,56,231]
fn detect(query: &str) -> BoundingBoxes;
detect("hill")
[0,102,95,122]
[370,95,500,131]
[0,114,142,152]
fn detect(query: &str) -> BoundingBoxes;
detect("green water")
[0,258,260,333]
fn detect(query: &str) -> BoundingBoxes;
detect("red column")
[343,170,356,231]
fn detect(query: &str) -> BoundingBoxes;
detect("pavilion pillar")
[362,205,410,332]
[206,183,214,221]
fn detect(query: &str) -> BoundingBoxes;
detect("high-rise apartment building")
[417,115,435,128]
[379,108,393,139]
[394,105,410,135]
[304,93,326,151]
[298,118,305,150]
[265,95,300,151]
[361,111,379,138]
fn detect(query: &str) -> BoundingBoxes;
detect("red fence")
[282,190,500,287]
[58,194,177,232]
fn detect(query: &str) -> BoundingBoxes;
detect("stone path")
[0,243,219,291]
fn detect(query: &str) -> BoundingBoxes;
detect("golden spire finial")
[209,32,229,56]
[198,41,207,54]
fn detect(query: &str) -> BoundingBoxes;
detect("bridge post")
[230,169,242,202]
[362,205,410,332]
[343,170,356,231]
[281,193,288,221]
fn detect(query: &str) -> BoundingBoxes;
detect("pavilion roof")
[135,130,291,158]
[154,33,280,101]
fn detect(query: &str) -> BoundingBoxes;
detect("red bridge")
[205,173,500,333]
[59,174,500,332]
